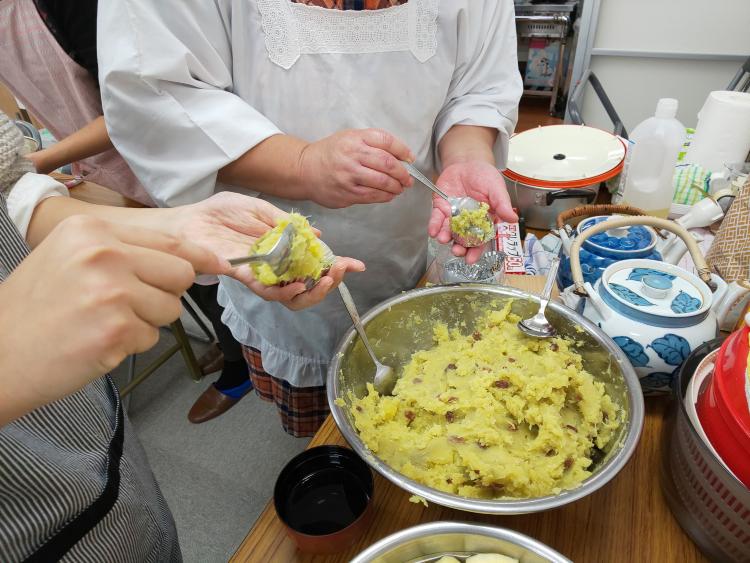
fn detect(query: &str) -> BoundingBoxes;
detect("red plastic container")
[696,316,750,488]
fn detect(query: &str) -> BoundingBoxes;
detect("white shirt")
[99,0,522,387]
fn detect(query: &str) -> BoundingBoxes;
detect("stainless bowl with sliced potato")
[350,522,571,563]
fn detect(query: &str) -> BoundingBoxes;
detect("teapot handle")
[556,204,650,230]
[571,216,714,296]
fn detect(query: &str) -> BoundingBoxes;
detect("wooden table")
[232,276,707,563]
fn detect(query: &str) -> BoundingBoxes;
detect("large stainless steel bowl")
[328,285,644,514]
[350,521,571,563]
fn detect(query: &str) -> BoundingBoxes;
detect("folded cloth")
[523,233,560,276]
[673,163,711,206]
[679,228,714,274]
[523,234,539,275]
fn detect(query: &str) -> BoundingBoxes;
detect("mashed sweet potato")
[348,302,620,499]
[451,202,493,244]
[250,213,328,286]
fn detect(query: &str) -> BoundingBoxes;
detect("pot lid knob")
[642,275,672,299]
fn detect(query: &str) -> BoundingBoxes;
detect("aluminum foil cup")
[441,251,506,285]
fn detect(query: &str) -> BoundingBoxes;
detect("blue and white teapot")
[565,216,746,395]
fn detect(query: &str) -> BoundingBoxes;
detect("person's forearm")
[26,116,113,174]
[26,196,177,248]
[217,134,309,199]
[438,125,498,169]
[0,325,48,425]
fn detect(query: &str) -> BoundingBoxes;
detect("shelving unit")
[515,2,579,116]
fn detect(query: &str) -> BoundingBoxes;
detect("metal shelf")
[516,12,572,115]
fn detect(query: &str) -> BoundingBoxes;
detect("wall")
[575,0,750,133]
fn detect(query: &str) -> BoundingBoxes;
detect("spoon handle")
[539,256,561,310]
[401,161,451,202]
[338,282,380,364]
[227,253,269,267]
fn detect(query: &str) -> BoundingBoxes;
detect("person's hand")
[0,215,227,423]
[167,192,291,273]
[166,192,365,309]
[428,160,517,264]
[246,257,365,311]
[298,128,415,208]
[25,150,51,174]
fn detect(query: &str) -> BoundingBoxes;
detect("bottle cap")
[655,98,679,118]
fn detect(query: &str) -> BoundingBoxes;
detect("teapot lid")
[599,260,712,324]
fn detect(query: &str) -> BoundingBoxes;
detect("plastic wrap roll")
[685,91,750,173]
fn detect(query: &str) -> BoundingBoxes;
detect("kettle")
[565,216,749,395]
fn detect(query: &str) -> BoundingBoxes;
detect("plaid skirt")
[241,346,329,438]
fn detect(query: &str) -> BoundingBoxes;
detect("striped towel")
[677,127,696,162]
[673,163,711,205]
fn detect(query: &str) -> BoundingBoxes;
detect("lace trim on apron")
[256,0,438,69]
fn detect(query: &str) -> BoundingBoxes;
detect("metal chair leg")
[119,320,203,400]
[181,295,215,343]
[171,319,203,382]
[120,342,182,396]
[122,355,137,411]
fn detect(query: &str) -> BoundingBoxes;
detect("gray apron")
[218,0,447,387]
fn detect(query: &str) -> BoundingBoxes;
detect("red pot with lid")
[696,313,750,487]
[502,125,627,230]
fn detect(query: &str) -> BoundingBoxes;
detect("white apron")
[98,0,521,387]
[220,0,512,387]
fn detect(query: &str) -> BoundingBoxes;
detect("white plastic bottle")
[618,98,686,217]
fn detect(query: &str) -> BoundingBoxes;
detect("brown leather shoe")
[188,385,244,424]
[197,344,224,376]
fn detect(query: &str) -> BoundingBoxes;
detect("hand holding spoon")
[401,161,493,247]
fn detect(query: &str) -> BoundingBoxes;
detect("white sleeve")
[433,1,523,169]
[5,173,69,239]
[98,0,281,208]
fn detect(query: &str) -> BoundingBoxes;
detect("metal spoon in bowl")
[518,256,561,339]
[401,161,492,247]
[228,223,295,276]
[338,282,397,395]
